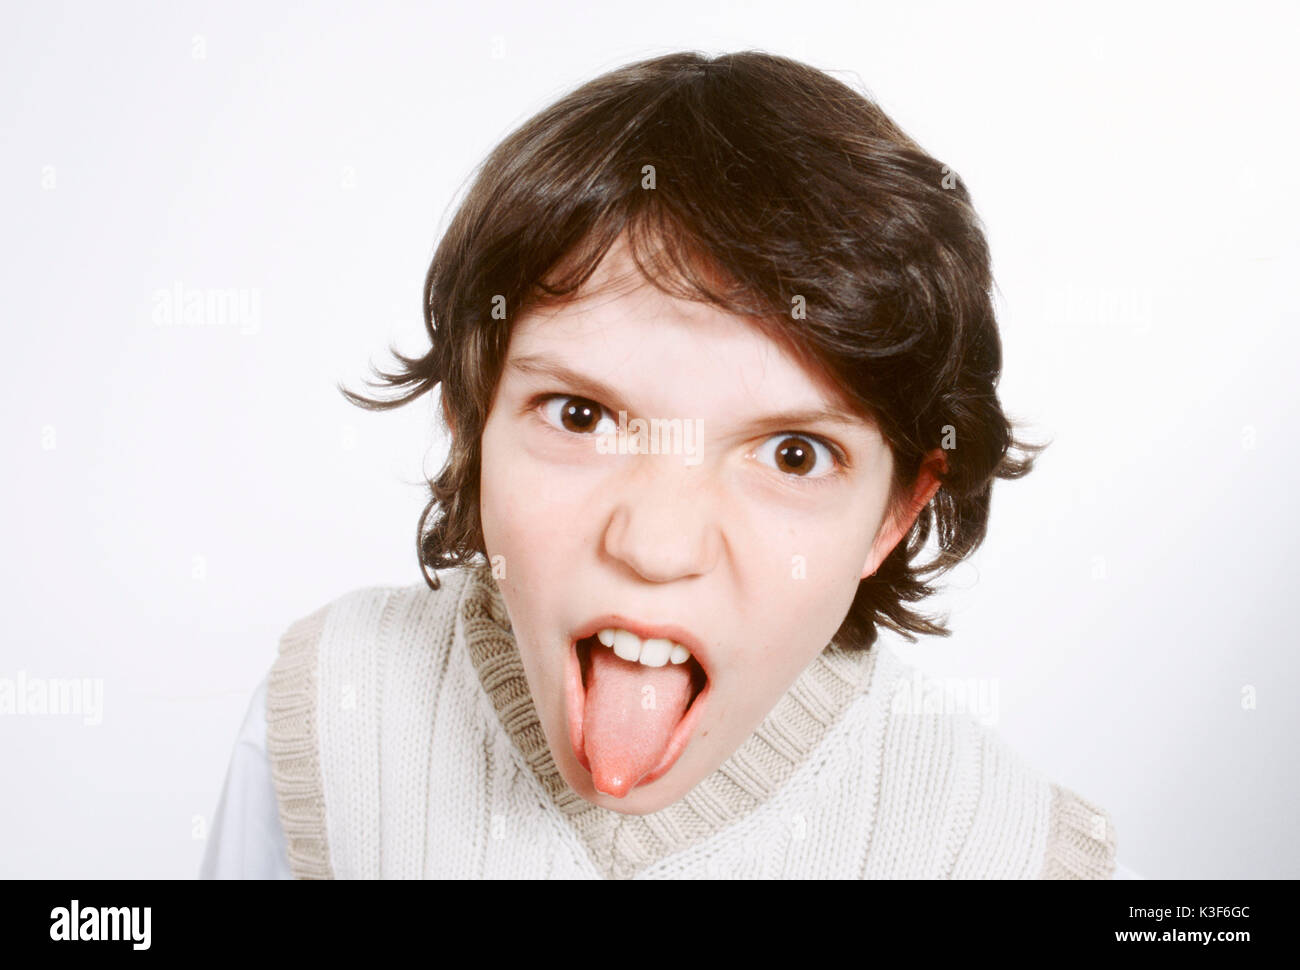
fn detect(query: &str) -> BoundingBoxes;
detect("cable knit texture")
[265,558,1117,879]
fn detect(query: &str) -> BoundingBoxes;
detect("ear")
[860,447,948,580]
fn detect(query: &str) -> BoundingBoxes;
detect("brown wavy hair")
[340,49,1045,650]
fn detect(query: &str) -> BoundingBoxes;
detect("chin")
[573,766,690,815]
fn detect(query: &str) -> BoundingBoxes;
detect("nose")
[601,454,724,583]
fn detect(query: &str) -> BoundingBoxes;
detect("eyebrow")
[506,353,873,436]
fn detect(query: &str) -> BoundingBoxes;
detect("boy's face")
[476,237,940,815]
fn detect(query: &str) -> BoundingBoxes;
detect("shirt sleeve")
[198,673,294,879]
[1112,861,1143,879]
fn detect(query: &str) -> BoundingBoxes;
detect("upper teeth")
[595,628,693,668]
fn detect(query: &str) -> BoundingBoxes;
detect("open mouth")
[565,633,710,798]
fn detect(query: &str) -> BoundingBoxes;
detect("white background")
[2,0,1296,879]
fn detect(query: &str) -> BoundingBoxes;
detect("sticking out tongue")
[582,644,696,798]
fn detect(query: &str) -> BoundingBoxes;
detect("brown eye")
[754,433,836,480]
[542,395,613,434]
[774,437,814,475]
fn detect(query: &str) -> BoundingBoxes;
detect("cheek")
[479,428,590,565]
[743,516,877,666]
[765,508,879,589]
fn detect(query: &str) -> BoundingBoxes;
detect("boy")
[201,49,1132,878]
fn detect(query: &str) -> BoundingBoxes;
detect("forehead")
[509,239,865,424]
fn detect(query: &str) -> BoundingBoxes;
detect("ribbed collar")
[456,558,878,879]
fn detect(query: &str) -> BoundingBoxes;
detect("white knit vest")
[265,559,1117,879]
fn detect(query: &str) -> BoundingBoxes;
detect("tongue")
[582,645,695,798]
